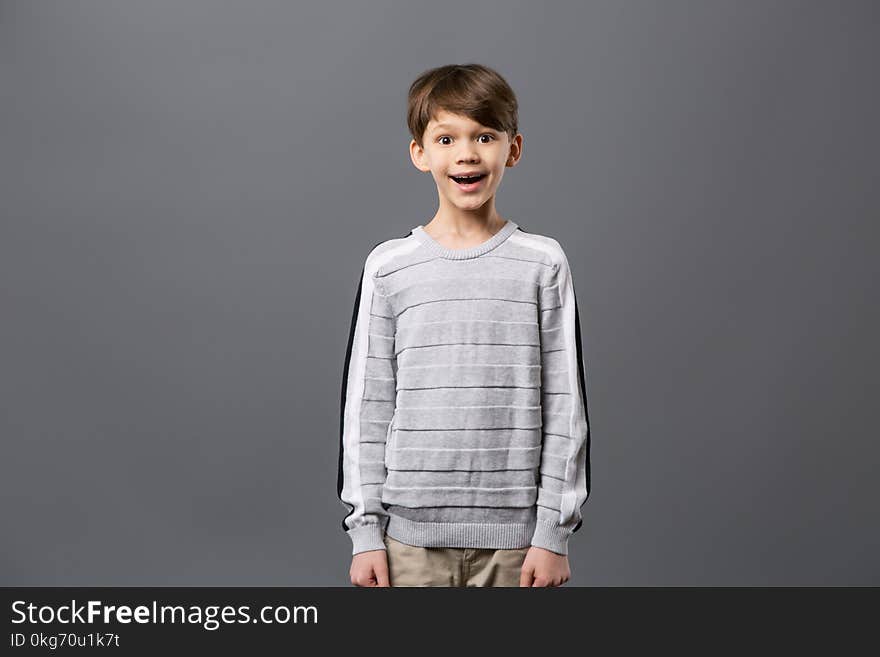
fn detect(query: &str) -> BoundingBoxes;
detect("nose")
[456,143,480,163]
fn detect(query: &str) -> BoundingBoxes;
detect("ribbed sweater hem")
[386,513,536,549]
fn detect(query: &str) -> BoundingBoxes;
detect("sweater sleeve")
[531,246,591,556]
[337,261,397,555]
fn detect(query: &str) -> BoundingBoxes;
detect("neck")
[426,195,504,238]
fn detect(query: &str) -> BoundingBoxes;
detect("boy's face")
[410,109,522,212]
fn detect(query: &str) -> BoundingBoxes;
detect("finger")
[375,561,391,587]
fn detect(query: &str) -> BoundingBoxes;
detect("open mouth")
[449,174,487,184]
[449,173,487,191]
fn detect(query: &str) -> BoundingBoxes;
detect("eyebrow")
[431,123,494,133]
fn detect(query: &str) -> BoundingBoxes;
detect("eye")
[437,134,495,146]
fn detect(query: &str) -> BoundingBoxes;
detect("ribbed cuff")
[530,520,573,556]
[347,523,387,555]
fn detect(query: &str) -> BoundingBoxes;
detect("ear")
[506,133,524,167]
[409,138,431,172]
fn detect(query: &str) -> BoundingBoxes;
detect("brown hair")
[407,63,519,148]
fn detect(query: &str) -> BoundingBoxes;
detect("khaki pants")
[383,534,529,587]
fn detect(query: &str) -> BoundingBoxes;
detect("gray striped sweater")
[338,219,591,556]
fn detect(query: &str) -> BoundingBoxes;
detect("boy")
[337,63,591,587]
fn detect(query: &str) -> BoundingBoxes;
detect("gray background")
[1,0,877,586]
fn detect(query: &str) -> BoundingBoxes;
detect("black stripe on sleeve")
[338,264,366,531]
[572,292,591,534]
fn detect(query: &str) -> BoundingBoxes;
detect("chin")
[457,199,491,210]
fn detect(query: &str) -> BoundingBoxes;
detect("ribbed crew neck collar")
[411,219,519,260]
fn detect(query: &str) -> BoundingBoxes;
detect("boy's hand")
[349,549,391,587]
[520,546,571,587]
